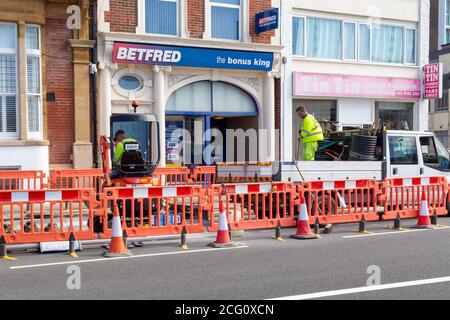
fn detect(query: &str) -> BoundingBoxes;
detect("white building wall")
[282,0,430,161]
[0,146,49,173]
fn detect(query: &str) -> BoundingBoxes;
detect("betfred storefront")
[98,38,280,166]
[291,72,422,159]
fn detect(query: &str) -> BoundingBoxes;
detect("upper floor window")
[145,0,178,36]
[292,15,417,66]
[26,25,42,137]
[0,23,18,138]
[210,0,240,40]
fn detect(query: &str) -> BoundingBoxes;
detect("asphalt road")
[1,217,450,300]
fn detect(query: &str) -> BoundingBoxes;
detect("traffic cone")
[208,197,241,248]
[103,205,132,257]
[411,191,433,229]
[290,197,320,240]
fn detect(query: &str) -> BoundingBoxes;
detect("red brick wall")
[188,0,205,38]
[250,0,275,44]
[45,19,74,165]
[104,0,137,33]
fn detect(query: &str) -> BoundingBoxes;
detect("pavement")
[1,217,450,300]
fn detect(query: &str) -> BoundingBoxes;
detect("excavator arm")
[100,135,112,187]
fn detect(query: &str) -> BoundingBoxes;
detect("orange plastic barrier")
[380,176,448,220]
[207,182,297,231]
[99,185,206,238]
[297,179,380,224]
[49,169,105,192]
[0,170,47,191]
[152,167,192,186]
[0,189,96,244]
[190,166,216,188]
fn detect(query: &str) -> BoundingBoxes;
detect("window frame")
[343,21,357,61]
[208,0,242,42]
[358,22,371,62]
[0,22,19,139]
[404,27,417,65]
[290,12,417,67]
[292,15,306,57]
[143,0,180,37]
[25,24,42,139]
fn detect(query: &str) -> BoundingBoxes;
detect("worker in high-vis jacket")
[113,130,137,165]
[296,105,324,161]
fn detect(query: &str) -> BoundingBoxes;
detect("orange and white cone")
[208,197,240,248]
[290,197,320,239]
[103,205,132,257]
[412,191,433,229]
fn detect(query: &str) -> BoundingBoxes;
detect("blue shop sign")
[255,8,279,34]
[112,42,273,71]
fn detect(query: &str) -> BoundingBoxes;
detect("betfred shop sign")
[111,42,274,71]
[423,63,443,99]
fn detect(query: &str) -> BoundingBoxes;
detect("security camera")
[89,63,98,75]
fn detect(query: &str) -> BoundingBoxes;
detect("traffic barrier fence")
[0,188,96,244]
[296,179,380,224]
[49,169,105,192]
[207,182,297,232]
[0,170,47,191]
[99,185,206,238]
[380,176,448,220]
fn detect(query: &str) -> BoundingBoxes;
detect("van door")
[418,135,450,176]
[386,135,420,178]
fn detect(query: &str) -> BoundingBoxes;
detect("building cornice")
[98,32,284,53]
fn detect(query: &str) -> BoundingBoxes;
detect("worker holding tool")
[296,105,324,161]
[113,130,138,165]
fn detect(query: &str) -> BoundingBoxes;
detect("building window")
[210,0,240,40]
[145,0,178,36]
[343,22,356,60]
[118,75,142,91]
[359,23,371,61]
[292,15,416,65]
[0,23,17,138]
[26,25,41,136]
[405,29,416,64]
[292,17,305,56]
[306,17,342,59]
[376,102,413,131]
[209,0,241,40]
[371,25,403,64]
[292,100,337,159]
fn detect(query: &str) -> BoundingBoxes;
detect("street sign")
[255,8,279,34]
[423,63,443,99]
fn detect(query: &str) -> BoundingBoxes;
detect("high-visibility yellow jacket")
[113,137,137,165]
[300,114,324,143]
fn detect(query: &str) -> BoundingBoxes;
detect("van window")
[419,136,450,170]
[388,136,418,165]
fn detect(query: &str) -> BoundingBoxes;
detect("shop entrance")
[165,81,259,166]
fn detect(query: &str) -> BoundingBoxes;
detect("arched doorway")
[165,81,259,165]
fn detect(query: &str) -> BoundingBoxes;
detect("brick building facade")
[97,0,282,166]
[0,0,95,172]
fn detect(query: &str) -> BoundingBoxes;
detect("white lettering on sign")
[116,47,182,63]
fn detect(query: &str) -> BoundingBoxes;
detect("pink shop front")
[291,72,423,148]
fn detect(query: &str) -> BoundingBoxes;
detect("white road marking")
[268,276,450,300]
[342,226,450,238]
[9,246,248,270]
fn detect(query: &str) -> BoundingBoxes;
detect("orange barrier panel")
[0,170,47,191]
[152,167,192,186]
[380,176,448,220]
[297,179,380,224]
[49,169,105,192]
[207,182,297,232]
[0,189,96,244]
[190,166,216,188]
[99,185,206,238]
